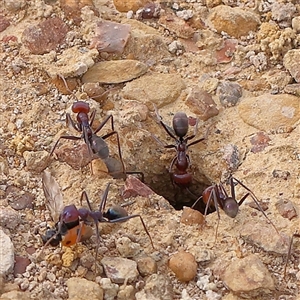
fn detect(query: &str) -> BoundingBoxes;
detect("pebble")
[113,0,148,12]
[0,15,10,32]
[116,236,142,258]
[91,20,131,54]
[122,73,185,108]
[135,274,173,300]
[82,60,148,84]
[215,39,237,63]
[0,291,31,300]
[271,2,296,22]
[217,81,242,108]
[223,255,274,297]
[67,277,103,300]
[21,17,69,55]
[238,93,300,132]
[180,207,205,226]
[23,150,48,173]
[292,16,300,33]
[250,132,271,153]
[101,256,139,284]
[284,83,300,96]
[117,285,135,300]
[207,5,260,38]
[185,88,219,121]
[275,199,297,220]
[0,207,21,229]
[136,256,157,276]
[123,23,170,64]
[283,49,300,83]
[13,256,31,276]
[45,46,98,78]
[122,175,154,198]
[0,230,14,276]
[3,0,26,12]
[99,278,119,300]
[239,220,288,255]
[168,251,197,282]
[5,185,34,210]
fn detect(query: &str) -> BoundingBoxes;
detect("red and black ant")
[192,176,280,240]
[42,183,154,259]
[284,231,300,279]
[155,109,206,203]
[48,100,127,178]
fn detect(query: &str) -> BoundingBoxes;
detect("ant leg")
[99,183,111,214]
[232,177,279,234]
[284,233,300,279]
[89,110,96,127]
[48,135,82,157]
[94,115,114,134]
[107,214,154,249]
[66,113,80,132]
[101,131,126,176]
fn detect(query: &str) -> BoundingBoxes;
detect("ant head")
[173,112,189,138]
[61,205,79,224]
[72,101,90,114]
[223,198,239,218]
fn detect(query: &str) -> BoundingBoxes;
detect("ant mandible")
[43,183,154,260]
[192,176,280,241]
[155,108,206,197]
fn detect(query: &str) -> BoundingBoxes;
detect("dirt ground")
[0,0,300,299]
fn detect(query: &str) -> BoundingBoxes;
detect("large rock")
[238,94,300,132]
[207,5,260,38]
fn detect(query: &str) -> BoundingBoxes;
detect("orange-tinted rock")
[180,207,205,225]
[22,17,69,55]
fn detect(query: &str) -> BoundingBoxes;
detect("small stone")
[168,251,197,282]
[207,5,260,38]
[223,255,275,297]
[250,132,271,153]
[82,83,106,104]
[222,144,239,172]
[82,60,148,84]
[5,185,34,210]
[275,199,297,220]
[0,15,10,32]
[60,0,96,25]
[4,0,26,12]
[0,291,31,300]
[283,50,300,83]
[117,285,135,300]
[135,274,174,300]
[292,16,300,33]
[67,277,103,300]
[101,256,139,284]
[215,39,237,63]
[0,156,9,175]
[116,236,142,258]
[99,278,119,300]
[122,175,154,198]
[180,207,205,226]
[0,207,21,229]
[90,20,131,54]
[113,0,149,12]
[159,14,194,39]
[284,83,300,96]
[137,256,157,276]
[185,88,219,121]
[22,17,69,55]
[272,169,290,180]
[217,81,242,108]
[240,221,288,255]
[23,150,49,173]
[238,94,300,132]
[14,256,31,276]
[0,229,14,276]
[271,2,296,22]
[122,73,185,109]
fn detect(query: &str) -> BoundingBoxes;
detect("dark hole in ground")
[146,170,214,213]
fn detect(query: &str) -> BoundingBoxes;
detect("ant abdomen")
[173,112,189,138]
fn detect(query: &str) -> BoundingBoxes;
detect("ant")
[284,231,300,279]
[192,176,279,241]
[48,100,126,178]
[155,108,206,200]
[42,183,154,261]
